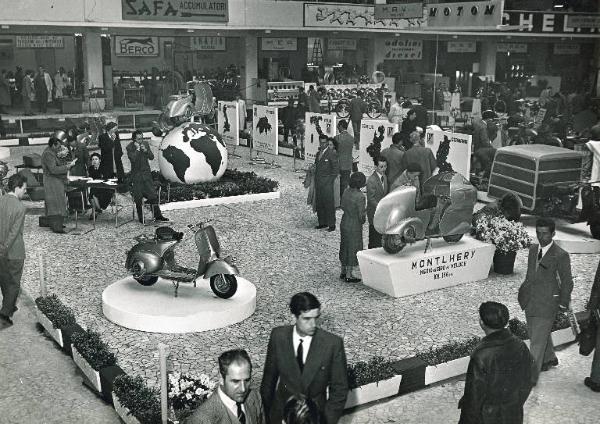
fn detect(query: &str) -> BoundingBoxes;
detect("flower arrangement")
[472,213,531,253]
[346,356,397,389]
[416,336,481,366]
[168,371,217,420]
[113,374,161,424]
[35,294,77,329]
[71,329,117,371]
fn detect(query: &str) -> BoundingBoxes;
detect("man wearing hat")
[98,122,125,181]
[458,301,533,424]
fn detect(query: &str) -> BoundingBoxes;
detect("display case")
[266,81,304,106]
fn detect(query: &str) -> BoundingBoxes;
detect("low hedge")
[71,330,117,371]
[347,356,397,389]
[416,337,481,366]
[510,313,571,341]
[35,294,77,329]
[113,374,161,424]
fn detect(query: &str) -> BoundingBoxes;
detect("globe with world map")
[158,122,228,184]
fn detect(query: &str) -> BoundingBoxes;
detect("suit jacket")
[366,171,388,224]
[0,194,26,259]
[185,389,265,424]
[314,147,339,181]
[41,147,69,216]
[334,132,354,171]
[380,144,405,184]
[126,140,154,182]
[260,326,349,424]
[518,243,573,318]
[98,132,125,180]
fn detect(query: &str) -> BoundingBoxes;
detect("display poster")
[261,38,297,51]
[327,38,357,50]
[218,101,239,146]
[553,43,581,55]
[496,43,527,53]
[16,35,63,48]
[122,0,228,23]
[427,0,502,28]
[382,39,422,60]
[304,3,426,29]
[304,112,337,165]
[424,129,472,177]
[114,36,159,56]
[358,120,398,176]
[252,105,278,155]
[447,41,476,53]
[190,36,226,51]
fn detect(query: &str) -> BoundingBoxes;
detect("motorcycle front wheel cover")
[210,274,238,299]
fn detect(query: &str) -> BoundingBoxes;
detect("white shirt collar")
[540,241,554,258]
[217,386,244,416]
[292,325,313,364]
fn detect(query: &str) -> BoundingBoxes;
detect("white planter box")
[552,327,576,346]
[72,345,102,393]
[344,375,402,409]
[278,146,294,157]
[35,308,64,348]
[112,392,142,424]
[160,191,280,211]
[425,356,471,385]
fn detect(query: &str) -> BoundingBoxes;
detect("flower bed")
[345,356,400,408]
[168,371,217,422]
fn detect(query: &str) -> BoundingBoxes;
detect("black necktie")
[236,402,246,424]
[297,339,304,372]
[538,248,543,261]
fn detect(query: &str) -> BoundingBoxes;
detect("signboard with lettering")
[304,3,426,29]
[190,36,226,51]
[375,2,424,20]
[503,10,600,35]
[16,35,63,48]
[382,39,422,60]
[358,120,398,176]
[553,43,581,55]
[565,15,600,29]
[447,41,476,53]
[252,105,278,156]
[304,112,337,165]
[261,38,297,51]
[497,43,527,53]
[428,0,502,28]
[115,36,159,56]
[424,129,472,177]
[218,101,239,146]
[122,0,228,23]
[327,38,357,50]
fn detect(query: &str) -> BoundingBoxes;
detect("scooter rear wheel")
[134,275,159,286]
[382,234,406,254]
[210,274,238,299]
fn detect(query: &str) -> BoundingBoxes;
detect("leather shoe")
[584,377,600,392]
[345,277,361,283]
[339,273,346,280]
[541,358,559,371]
[327,226,336,232]
[315,225,328,229]
[0,313,13,326]
[155,216,170,222]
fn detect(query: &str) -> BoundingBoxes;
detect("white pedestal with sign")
[357,237,495,298]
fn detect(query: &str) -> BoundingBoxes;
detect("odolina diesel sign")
[115,36,159,56]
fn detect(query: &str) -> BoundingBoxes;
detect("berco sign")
[122,0,228,23]
[115,36,159,56]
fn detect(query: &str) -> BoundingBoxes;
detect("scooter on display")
[125,223,239,298]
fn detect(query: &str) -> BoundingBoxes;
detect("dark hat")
[482,110,498,120]
[105,121,118,132]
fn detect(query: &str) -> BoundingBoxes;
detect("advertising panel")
[304,3,426,29]
[497,43,527,53]
[190,36,226,51]
[304,112,337,165]
[261,38,297,51]
[424,129,472,177]
[218,101,239,146]
[358,120,398,176]
[427,0,502,28]
[122,0,228,23]
[382,39,422,60]
[375,2,424,20]
[447,41,476,53]
[114,36,159,57]
[16,35,63,48]
[252,105,278,156]
[327,39,357,50]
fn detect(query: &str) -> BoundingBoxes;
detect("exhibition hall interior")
[1,0,600,423]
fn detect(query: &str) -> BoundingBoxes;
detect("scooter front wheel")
[134,275,159,286]
[210,274,238,299]
[382,234,406,254]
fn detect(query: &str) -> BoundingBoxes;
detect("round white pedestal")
[102,276,256,333]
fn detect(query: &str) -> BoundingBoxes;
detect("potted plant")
[112,374,161,424]
[168,371,217,422]
[71,330,117,393]
[472,213,531,274]
[417,337,481,385]
[35,294,77,347]
[345,356,401,409]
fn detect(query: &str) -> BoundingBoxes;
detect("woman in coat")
[42,137,76,233]
[88,153,113,215]
[98,121,124,180]
[339,171,366,283]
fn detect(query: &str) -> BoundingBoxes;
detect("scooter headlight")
[131,261,145,277]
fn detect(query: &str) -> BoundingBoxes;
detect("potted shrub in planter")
[472,213,531,274]
[551,312,576,346]
[345,356,401,409]
[112,374,161,424]
[168,371,217,422]
[35,294,77,348]
[71,330,117,393]
[418,337,481,385]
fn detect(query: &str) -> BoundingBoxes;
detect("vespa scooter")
[125,223,239,298]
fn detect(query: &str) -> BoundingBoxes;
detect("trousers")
[526,315,556,383]
[368,222,382,249]
[0,257,24,317]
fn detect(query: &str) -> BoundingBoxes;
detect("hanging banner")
[447,41,476,53]
[218,101,239,146]
[304,112,337,165]
[497,43,527,53]
[261,38,297,51]
[375,2,424,20]
[122,0,228,23]
[358,120,398,176]
[427,0,502,28]
[424,129,472,177]
[553,43,581,55]
[327,39,357,50]
[382,39,422,60]
[252,105,278,155]
[190,36,226,51]
[115,36,159,56]
[16,35,63,48]
[304,3,426,29]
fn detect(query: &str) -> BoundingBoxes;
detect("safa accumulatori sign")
[122,0,228,23]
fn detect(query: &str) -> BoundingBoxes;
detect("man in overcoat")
[366,156,388,248]
[261,292,349,424]
[584,260,600,392]
[185,349,265,424]
[314,134,339,231]
[333,119,354,197]
[42,137,77,233]
[458,302,533,424]
[99,121,125,181]
[518,217,573,385]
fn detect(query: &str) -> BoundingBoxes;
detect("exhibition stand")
[357,237,495,298]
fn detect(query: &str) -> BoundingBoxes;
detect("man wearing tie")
[261,292,349,424]
[314,134,340,232]
[366,156,388,248]
[518,218,573,385]
[185,349,265,424]
[333,119,354,197]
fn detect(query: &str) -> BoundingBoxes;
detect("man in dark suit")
[261,292,349,424]
[584,261,600,392]
[380,132,405,185]
[314,134,339,231]
[459,302,533,424]
[334,119,354,197]
[518,217,573,385]
[0,174,27,326]
[185,349,265,424]
[366,156,388,248]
